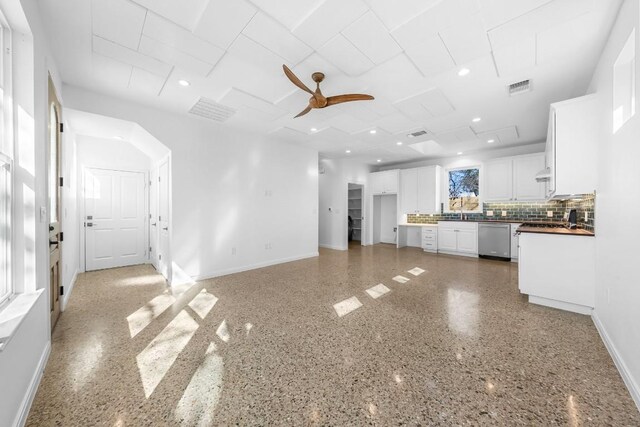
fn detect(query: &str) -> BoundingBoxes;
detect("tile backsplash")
[407,193,596,232]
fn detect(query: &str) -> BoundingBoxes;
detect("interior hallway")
[26,246,639,426]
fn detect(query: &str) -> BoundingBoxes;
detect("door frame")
[345,181,366,248]
[79,166,149,272]
[154,155,172,282]
[48,74,62,331]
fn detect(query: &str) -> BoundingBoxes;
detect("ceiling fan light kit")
[282,64,374,118]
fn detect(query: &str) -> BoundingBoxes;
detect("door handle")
[151,223,157,226]
[49,240,59,245]
[86,222,94,227]
[162,227,168,231]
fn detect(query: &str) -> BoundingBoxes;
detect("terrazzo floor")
[26,245,640,426]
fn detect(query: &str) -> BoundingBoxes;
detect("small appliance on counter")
[563,209,578,229]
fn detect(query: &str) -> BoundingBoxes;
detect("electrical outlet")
[486,210,494,217]
[501,210,507,217]
[547,211,553,218]
[584,212,589,221]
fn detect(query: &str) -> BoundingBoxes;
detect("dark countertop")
[516,226,595,236]
[437,219,556,224]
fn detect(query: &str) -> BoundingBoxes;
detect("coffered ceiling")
[39,0,621,164]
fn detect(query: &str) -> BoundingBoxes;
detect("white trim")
[190,252,319,282]
[13,340,51,427]
[60,267,78,311]
[319,244,347,251]
[528,295,592,315]
[592,312,640,412]
[436,250,478,258]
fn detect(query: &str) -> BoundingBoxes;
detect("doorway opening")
[372,194,397,245]
[347,183,364,248]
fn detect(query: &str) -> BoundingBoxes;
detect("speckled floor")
[27,245,640,426]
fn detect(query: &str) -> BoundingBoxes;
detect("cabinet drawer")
[423,234,436,241]
[422,228,437,235]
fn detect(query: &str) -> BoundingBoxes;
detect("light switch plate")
[39,206,47,223]
[501,210,507,217]
[584,212,589,221]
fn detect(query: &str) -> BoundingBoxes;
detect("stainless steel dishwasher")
[478,223,511,259]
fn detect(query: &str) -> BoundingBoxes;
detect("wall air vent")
[508,79,531,96]
[189,97,236,122]
[407,130,428,138]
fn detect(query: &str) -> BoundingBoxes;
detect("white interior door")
[149,168,159,269]
[85,168,147,271]
[158,160,170,279]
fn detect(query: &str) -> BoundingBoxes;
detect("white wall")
[63,85,319,280]
[0,0,62,425]
[319,158,372,250]
[587,0,640,409]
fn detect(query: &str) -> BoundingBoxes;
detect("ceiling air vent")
[407,130,428,138]
[189,97,236,122]
[508,79,531,96]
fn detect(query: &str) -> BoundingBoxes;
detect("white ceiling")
[39,0,621,165]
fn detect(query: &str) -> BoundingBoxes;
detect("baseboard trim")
[14,341,51,427]
[61,268,79,312]
[592,312,640,412]
[528,296,592,315]
[319,244,347,251]
[190,252,320,282]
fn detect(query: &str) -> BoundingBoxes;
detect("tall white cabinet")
[400,166,441,214]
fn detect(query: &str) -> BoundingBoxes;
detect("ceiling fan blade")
[283,64,314,95]
[326,94,374,106]
[294,105,312,118]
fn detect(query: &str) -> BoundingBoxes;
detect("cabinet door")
[438,229,458,252]
[457,229,478,254]
[370,172,384,194]
[510,224,521,259]
[417,166,437,214]
[545,111,556,198]
[383,170,398,193]
[484,158,513,201]
[400,169,418,214]
[513,154,545,201]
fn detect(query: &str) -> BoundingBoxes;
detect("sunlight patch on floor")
[70,334,103,392]
[136,310,199,398]
[447,289,479,336]
[365,284,391,299]
[333,297,362,317]
[408,267,425,276]
[187,290,218,319]
[127,292,176,338]
[216,319,230,343]
[392,275,410,284]
[175,342,223,427]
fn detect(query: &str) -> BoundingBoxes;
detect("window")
[447,167,480,212]
[0,19,11,306]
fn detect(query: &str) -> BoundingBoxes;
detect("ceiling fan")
[283,64,374,118]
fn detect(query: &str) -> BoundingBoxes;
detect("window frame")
[0,14,13,309]
[444,165,482,214]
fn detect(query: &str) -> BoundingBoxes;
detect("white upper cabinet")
[399,166,441,214]
[484,154,546,202]
[416,166,441,214]
[545,94,598,199]
[484,158,513,201]
[400,168,418,213]
[513,154,545,200]
[371,170,399,194]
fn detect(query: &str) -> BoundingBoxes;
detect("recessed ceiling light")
[178,79,190,87]
[472,117,481,123]
[458,68,470,76]
[369,129,377,134]
[310,127,317,132]
[487,139,495,143]
[377,159,382,162]
[396,141,403,146]
[114,136,124,140]
[345,149,351,154]
[457,152,463,155]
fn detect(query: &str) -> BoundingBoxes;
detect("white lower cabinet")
[437,222,478,256]
[510,223,521,260]
[421,226,438,253]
